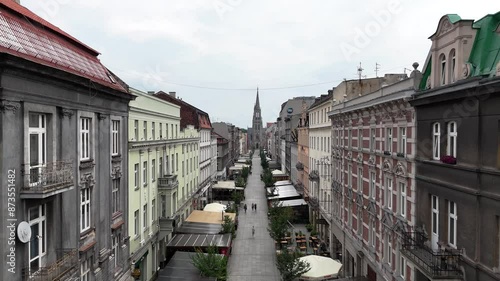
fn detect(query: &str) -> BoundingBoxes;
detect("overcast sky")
[23,0,496,128]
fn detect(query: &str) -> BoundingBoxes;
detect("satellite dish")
[17,221,32,243]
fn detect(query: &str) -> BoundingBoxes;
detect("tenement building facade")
[0,1,133,280]
[329,71,421,281]
[409,13,500,281]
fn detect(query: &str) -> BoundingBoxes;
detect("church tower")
[252,88,263,149]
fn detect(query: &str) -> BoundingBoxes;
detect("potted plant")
[440,155,457,165]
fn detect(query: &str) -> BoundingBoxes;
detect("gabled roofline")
[428,14,474,39]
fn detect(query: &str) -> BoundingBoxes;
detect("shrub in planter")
[440,155,457,165]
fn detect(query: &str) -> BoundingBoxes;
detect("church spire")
[255,87,260,109]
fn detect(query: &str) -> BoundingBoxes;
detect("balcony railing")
[401,231,463,279]
[22,249,78,281]
[21,161,74,198]
[158,174,178,190]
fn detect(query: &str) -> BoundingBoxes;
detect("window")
[176,153,179,171]
[385,127,392,152]
[29,113,46,186]
[134,210,139,236]
[399,127,406,155]
[81,187,91,232]
[449,201,457,248]
[134,164,139,188]
[370,172,376,199]
[152,199,156,224]
[182,161,185,176]
[134,120,138,140]
[433,123,441,160]
[377,171,387,207]
[81,258,90,281]
[370,128,376,152]
[358,128,363,149]
[348,165,352,187]
[159,157,163,177]
[152,159,156,182]
[161,195,167,218]
[175,124,178,137]
[170,124,173,139]
[357,167,363,191]
[357,210,363,235]
[399,182,406,218]
[386,235,392,266]
[80,117,91,160]
[143,204,148,230]
[400,255,406,278]
[160,123,163,139]
[143,121,147,140]
[440,54,446,85]
[370,219,376,247]
[112,179,120,214]
[112,120,120,155]
[450,49,456,83]
[152,122,155,139]
[28,205,46,271]
[143,161,147,186]
[447,121,457,157]
[348,129,352,148]
[112,234,120,268]
[348,202,352,228]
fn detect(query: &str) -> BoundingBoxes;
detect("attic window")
[449,49,456,83]
[107,73,117,84]
[440,54,446,86]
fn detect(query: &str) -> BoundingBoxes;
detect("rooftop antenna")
[357,62,364,81]
[375,63,381,77]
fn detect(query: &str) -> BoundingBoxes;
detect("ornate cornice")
[98,113,108,120]
[394,162,407,178]
[0,100,20,114]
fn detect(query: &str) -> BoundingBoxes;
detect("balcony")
[296,161,304,171]
[308,196,320,211]
[401,231,463,280]
[159,216,177,240]
[22,249,78,281]
[21,161,74,199]
[158,175,179,190]
[308,170,319,182]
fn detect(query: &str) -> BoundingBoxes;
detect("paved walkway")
[227,154,281,281]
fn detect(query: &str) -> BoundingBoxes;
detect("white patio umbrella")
[203,203,227,212]
[299,255,343,280]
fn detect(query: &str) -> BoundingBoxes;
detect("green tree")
[191,245,228,280]
[276,248,311,281]
[241,166,250,180]
[231,190,243,206]
[267,201,293,242]
[221,215,235,238]
[235,176,246,188]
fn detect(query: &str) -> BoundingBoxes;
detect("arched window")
[447,121,457,157]
[433,123,441,160]
[449,49,456,83]
[440,54,446,86]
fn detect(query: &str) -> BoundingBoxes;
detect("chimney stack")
[13,0,20,4]
[169,92,176,98]
[147,91,155,95]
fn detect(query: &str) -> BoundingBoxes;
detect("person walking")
[254,203,257,211]
[252,225,255,237]
[244,204,247,213]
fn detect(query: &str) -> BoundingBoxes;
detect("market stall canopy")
[274,180,293,187]
[186,210,236,224]
[159,251,216,281]
[267,185,301,200]
[212,181,244,190]
[167,233,232,248]
[279,199,307,207]
[203,203,227,213]
[175,221,222,235]
[271,169,286,175]
[299,255,343,280]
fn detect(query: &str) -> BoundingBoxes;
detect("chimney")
[147,91,155,95]
[13,0,20,3]
[169,92,176,98]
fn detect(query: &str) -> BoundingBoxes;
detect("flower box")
[440,155,456,165]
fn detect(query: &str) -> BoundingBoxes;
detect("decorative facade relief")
[0,100,20,113]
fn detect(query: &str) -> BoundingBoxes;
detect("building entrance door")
[367,264,376,281]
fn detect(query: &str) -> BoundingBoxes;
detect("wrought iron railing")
[22,249,78,281]
[22,161,73,193]
[401,231,463,279]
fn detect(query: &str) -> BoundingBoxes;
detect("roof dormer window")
[440,54,446,86]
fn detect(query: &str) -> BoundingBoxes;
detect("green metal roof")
[447,14,462,24]
[419,55,432,90]
[467,12,500,77]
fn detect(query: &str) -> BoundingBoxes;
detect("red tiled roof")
[155,91,213,129]
[0,1,127,93]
